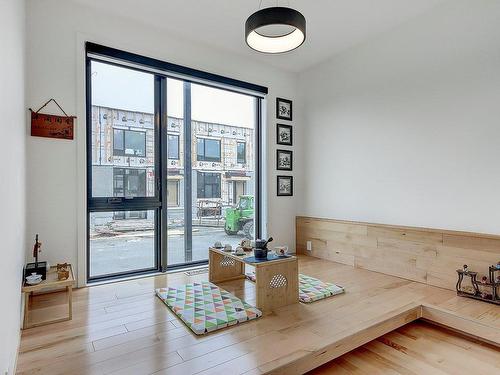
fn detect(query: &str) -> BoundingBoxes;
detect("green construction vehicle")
[224,195,254,239]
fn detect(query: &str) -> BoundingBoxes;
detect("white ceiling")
[71,0,447,72]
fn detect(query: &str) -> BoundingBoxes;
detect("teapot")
[253,237,273,259]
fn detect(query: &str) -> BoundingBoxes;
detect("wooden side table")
[22,264,75,329]
[208,247,299,312]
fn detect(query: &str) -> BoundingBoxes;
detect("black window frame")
[197,172,222,199]
[237,141,246,164]
[86,42,266,282]
[197,137,221,162]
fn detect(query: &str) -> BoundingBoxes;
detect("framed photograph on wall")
[277,175,293,196]
[276,149,293,171]
[276,97,292,121]
[276,123,293,146]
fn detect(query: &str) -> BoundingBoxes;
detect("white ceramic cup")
[235,246,245,255]
[214,241,223,248]
[240,239,252,249]
[274,246,289,257]
[224,243,232,252]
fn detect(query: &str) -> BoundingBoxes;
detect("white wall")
[0,0,26,373]
[25,0,301,284]
[298,0,500,235]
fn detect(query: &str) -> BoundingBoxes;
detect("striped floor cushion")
[156,281,262,335]
[245,272,345,303]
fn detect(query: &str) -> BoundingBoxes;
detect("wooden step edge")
[262,302,422,375]
[421,304,500,347]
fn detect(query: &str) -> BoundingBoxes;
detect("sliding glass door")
[165,79,259,266]
[87,61,160,280]
[189,83,257,263]
[86,44,264,281]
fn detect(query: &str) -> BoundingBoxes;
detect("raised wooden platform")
[310,321,500,374]
[16,256,500,375]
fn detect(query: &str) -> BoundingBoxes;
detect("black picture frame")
[276,97,293,121]
[277,175,293,196]
[276,149,293,171]
[276,123,293,146]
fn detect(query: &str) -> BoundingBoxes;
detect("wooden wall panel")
[296,216,500,291]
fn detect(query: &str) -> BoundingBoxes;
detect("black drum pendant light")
[245,6,306,54]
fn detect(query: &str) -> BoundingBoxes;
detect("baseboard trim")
[10,329,21,375]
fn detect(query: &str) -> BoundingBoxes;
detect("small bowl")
[234,246,246,256]
[26,273,42,285]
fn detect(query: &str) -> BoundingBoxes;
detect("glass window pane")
[91,60,155,198]
[167,180,179,207]
[168,134,179,159]
[196,138,221,161]
[237,142,246,164]
[196,138,204,160]
[197,171,204,197]
[205,185,213,198]
[197,172,221,198]
[191,83,257,263]
[124,131,146,157]
[112,168,146,197]
[89,210,156,278]
[205,139,220,161]
[166,78,186,266]
[113,129,124,152]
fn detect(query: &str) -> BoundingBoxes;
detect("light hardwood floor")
[17,256,500,375]
[309,321,500,374]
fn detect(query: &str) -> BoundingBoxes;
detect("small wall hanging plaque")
[30,98,75,140]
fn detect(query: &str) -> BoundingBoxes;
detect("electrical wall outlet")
[306,241,312,251]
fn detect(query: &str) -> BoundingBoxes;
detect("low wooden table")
[208,247,299,312]
[22,264,75,329]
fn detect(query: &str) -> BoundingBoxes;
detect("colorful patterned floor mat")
[245,272,345,303]
[156,281,262,335]
[298,274,345,303]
